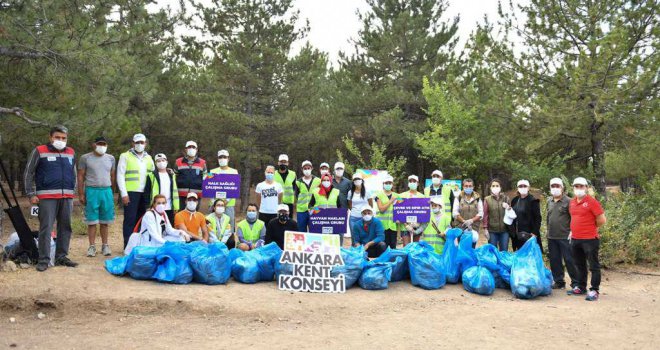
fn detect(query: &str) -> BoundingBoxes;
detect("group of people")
[22,127,606,301]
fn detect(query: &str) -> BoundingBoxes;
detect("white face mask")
[550,188,562,197]
[155,204,166,214]
[52,140,66,150]
[408,182,418,190]
[322,181,332,188]
[353,179,362,186]
[134,143,145,153]
[491,186,501,195]
[432,207,441,214]
[186,201,197,211]
[156,161,167,170]
[186,148,197,157]
[218,159,228,167]
[95,145,107,155]
[303,169,312,177]
[335,169,344,177]
[215,206,225,215]
[432,178,441,186]
[574,188,586,197]
[518,188,529,196]
[362,214,373,222]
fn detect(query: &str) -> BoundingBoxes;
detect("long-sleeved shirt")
[547,195,571,239]
[237,220,266,245]
[452,196,484,219]
[332,176,352,209]
[24,145,77,197]
[116,149,151,197]
[265,218,298,249]
[510,195,542,235]
[351,217,385,245]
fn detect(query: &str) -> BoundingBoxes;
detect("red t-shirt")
[569,195,604,239]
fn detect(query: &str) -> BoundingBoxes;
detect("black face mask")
[278,213,289,222]
[279,164,287,171]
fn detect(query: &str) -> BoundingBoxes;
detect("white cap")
[352,172,363,180]
[517,179,530,187]
[302,160,312,167]
[185,141,197,148]
[278,154,289,162]
[549,178,563,187]
[154,153,167,161]
[133,133,146,142]
[217,149,229,157]
[572,177,589,186]
[408,175,419,182]
[430,197,444,206]
[383,175,394,182]
[432,170,443,177]
[334,162,345,170]
[277,204,289,213]
[360,205,373,214]
[186,192,198,199]
[320,162,330,169]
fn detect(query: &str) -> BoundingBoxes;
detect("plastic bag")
[374,248,409,282]
[474,244,500,272]
[358,258,398,290]
[252,242,283,282]
[456,231,477,275]
[190,243,231,285]
[462,266,495,295]
[231,254,260,284]
[510,237,552,299]
[153,243,193,284]
[409,249,446,290]
[331,246,367,288]
[105,256,130,276]
[441,228,463,283]
[126,246,159,280]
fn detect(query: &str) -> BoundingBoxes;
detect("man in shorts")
[78,136,116,257]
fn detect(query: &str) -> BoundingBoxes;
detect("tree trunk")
[590,120,607,198]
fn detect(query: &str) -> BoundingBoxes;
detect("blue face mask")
[464,188,474,195]
[383,184,393,191]
[265,173,274,181]
[247,212,257,221]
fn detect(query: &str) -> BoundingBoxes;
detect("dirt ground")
[1,203,659,349]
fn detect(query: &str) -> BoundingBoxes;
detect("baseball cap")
[320,162,329,169]
[383,175,394,183]
[334,162,345,170]
[186,192,198,199]
[432,170,443,177]
[185,141,197,148]
[572,177,588,186]
[352,173,363,180]
[154,153,167,161]
[549,178,563,187]
[302,160,312,167]
[408,175,419,182]
[133,133,146,142]
[517,179,530,187]
[277,204,289,212]
[217,149,229,157]
[430,197,444,206]
[278,154,289,162]
[94,136,107,144]
[360,205,373,213]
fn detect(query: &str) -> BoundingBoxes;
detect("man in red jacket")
[175,141,207,210]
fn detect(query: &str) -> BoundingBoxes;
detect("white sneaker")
[87,245,96,257]
[101,244,112,256]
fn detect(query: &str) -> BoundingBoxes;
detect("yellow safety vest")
[375,191,398,231]
[237,219,264,243]
[422,213,452,254]
[122,151,154,192]
[275,170,296,204]
[296,177,321,212]
[311,187,340,209]
[147,172,180,211]
[424,185,452,214]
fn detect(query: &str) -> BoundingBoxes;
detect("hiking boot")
[101,244,112,256]
[87,245,96,257]
[585,290,599,301]
[36,262,49,272]
[551,282,566,290]
[55,257,78,267]
[567,286,585,296]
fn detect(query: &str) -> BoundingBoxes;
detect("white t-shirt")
[157,172,172,210]
[255,181,283,214]
[348,189,372,218]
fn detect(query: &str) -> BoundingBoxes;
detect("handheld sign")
[278,231,345,293]
[202,173,241,199]
[308,208,348,235]
[393,197,430,223]
[30,206,39,216]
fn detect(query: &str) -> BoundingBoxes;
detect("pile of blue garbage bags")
[105,228,553,299]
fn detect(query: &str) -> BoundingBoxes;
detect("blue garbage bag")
[252,242,283,281]
[153,242,193,284]
[126,246,159,280]
[190,243,231,285]
[409,249,446,290]
[456,231,477,275]
[498,251,514,270]
[462,266,496,295]
[231,254,260,284]
[358,258,398,290]
[441,228,462,283]
[475,244,500,271]
[228,248,244,265]
[374,248,409,281]
[510,237,552,299]
[492,269,511,289]
[105,255,130,276]
[331,246,367,288]
[541,268,553,296]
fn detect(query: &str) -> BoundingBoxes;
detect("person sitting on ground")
[236,204,266,251]
[174,192,209,242]
[351,205,387,258]
[124,194,190,255]
[265,204,299,249]
[206,199,235,247]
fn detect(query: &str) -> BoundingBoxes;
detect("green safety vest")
[422,213,452,254]
[424,185,452,214]
[148,172,180,211]
[296,177,321,212]
[122,151,154,192]
[237,219,264,243]
[311,187,340,208]
[208,167,239,207]
[205,212,232,241]
[275,170,296,204]
[375,191,398,231]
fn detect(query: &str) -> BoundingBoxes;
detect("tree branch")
[0,46,54,60]
[0,107,49,126]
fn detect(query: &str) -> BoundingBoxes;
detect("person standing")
[265,204,298,249]
[255,165,283,224]
[309,174,341,209]
[175,141,207,210]
[331,162,351,209]
[482,179,511,251]
[117,133,154,248]
[397,175,427,246]
[208,149,239,228]
[78,136,116,257]
[295,160,320,232]
[274,154,297,217]
[375,175,398,249]
[347,172,374,229]
[319,162,331,177]
[452,178,483,248]
[568,177,606,301]
[24,125,78,271]
[424,169,455,215]
[547,177,577,290]
[143,153,179,224]
[509,179,542,252]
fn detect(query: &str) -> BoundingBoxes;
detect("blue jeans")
[297,211,310,232]
[488,231,509,251]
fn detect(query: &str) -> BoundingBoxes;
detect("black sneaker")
[55,257,78,267]
[551,282,566,290]
[36,262,49,272]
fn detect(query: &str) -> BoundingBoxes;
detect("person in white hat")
[208,149,239,229]
[144,153,180,225]
[546,177,577,290]
[351,205,387,258]
[295,160,320,232]
[265,204,298,249]
[175,141,207,210]
[174,192,209,242]
[274,154,297,217]
[256,165,284,224]
[374,174,399,248]
[509,179,542,252]
[397,174,426,246]
[568,177,606,301]
[424,170,455,215]
[348,172,374,229]
[319,162,330,177]
[452,178,483,247]
[421,197,453,254]
[117,133,155,248]
[332,162,351,209]
[482,178,512,252]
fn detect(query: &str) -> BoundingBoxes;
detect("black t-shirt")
[265,218,298,249]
